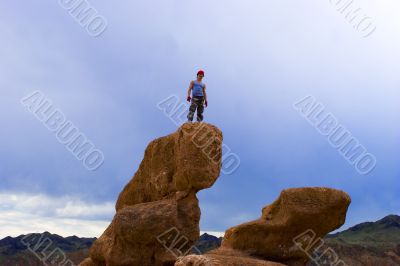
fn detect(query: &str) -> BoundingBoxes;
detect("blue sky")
[0,0,399,238]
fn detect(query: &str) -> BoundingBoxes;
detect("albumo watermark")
[293,229,348,266]
[328,0,377,38]
[294,95,376,175]
[58,0,108,37]
[21,90,105,171]
[157,227,210,266]
[21,232,75,266]
[157,227,202,258]
[157,94,241,175]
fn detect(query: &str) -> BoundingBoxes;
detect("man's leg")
[187,99,197,122]
[196,98,204,122]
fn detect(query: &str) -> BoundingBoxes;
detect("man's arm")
[187,81,194,101]
[202,84,208,107]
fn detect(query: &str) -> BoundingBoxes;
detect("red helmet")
[197,70,205,76]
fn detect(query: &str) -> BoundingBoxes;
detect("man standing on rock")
[187,70,208,122]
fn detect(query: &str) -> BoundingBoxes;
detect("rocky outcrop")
[221,187,351,265]
[80,122,223,266]
[176,187,351,266]
[80,122,352,266]
[175,248,286,266]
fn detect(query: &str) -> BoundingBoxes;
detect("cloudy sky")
[1,0,399,238]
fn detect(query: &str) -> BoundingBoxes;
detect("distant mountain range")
[323,215,400,266]
[194,233,222,253]
[1,215,399,265]
[0,231,95,265]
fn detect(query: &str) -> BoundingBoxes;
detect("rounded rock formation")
[221,187,351,265]
[80,123,223,266]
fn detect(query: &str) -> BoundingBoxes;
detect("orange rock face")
[175,248,287,266]
[221,187,351,265]
[176,188,350,266]
[116,122,223,210]
[80,123,223,266]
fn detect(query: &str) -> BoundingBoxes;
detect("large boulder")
[116,122,222,210]
[80,123,223,266]
[221,187,351,265]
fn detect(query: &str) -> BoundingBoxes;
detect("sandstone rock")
[80,123,223,266]
[80,123,352,266]
[175,248,286,266]
[116,122,222,211]
[80,258,96,266]
[221,187,351,265]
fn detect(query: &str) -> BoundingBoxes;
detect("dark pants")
[187,96,204,122]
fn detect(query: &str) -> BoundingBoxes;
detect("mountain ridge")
[2,214,399,265]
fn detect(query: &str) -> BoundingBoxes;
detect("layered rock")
[80,122,223,266]
[176,187,351,266]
